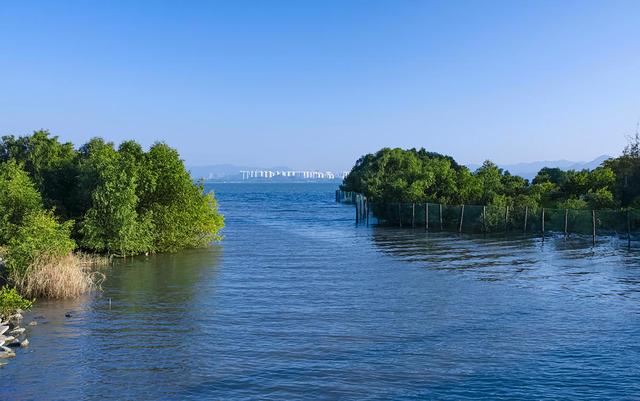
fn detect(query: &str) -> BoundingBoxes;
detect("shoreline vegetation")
[341,133,640,217]
[0,131,224,338]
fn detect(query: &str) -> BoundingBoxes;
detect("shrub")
[558,198,589,210]
[6,210,75,276]
[152,189,224,252]
[0,285,33,317]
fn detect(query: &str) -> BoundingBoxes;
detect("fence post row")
[337,191,636,248]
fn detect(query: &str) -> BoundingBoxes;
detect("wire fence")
[336,190,640,246]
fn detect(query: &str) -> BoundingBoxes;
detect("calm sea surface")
[2,183,640,400]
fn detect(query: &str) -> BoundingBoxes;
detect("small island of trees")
[0,131,224,314]
[341,134,640,233]
[342,134,640,210]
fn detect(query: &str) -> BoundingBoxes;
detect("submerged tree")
[144,143,224,252]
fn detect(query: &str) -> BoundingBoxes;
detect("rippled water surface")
[3,183,640,400]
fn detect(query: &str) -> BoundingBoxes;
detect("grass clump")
[3,210,101,299]
[11,253,106,299]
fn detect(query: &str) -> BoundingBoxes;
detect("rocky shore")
[0,310,32,365]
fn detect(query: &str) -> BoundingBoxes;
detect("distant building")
[239,170,349,181]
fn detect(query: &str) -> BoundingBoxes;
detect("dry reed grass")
[11,253,110,299]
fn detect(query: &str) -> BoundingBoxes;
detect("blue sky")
[1,0,639,170]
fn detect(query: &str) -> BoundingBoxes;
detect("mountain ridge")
[466,155,612,180]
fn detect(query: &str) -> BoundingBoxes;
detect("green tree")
[0,160,43,243]
[530,181,559,208]
[0,130,77,215]
[585,188,616,209]
[474,161,504,204]
[75,138,119,218]
[603,132,640,206]
[79,143,154,256]
[532,167,567,186]
[144,142,224,252]
[561,170,590,200]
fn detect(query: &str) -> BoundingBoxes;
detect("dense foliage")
[342,134,640,211]
[0,286,33,317]
[6,210,76,275]
[0,130,224,298]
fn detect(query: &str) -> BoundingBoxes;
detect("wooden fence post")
[459,205,465,233]
[523,206,528,234]
[355,196,359,224]
[628,210,632,249]
[564,209,568,238]
[363,197,366,220]
[504,205,509,234]
[439,204,443,231]
[364,198,368,226]
[398,203,402,227]
[482,206,487,234]
[541,208,545,240]
[425,203,429,232]
[592,209,596,245]
[412,203,415,228]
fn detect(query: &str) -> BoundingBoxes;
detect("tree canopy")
[342,139,639,211]
[0,130,224,261]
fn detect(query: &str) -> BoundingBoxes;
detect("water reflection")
[1,246,222,401]
[370,227,640,299]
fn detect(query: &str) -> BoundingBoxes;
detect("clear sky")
[1,0,639,170]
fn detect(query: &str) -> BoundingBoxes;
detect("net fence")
[336,190,640,242]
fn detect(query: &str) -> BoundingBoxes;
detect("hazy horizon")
[186,152,612,171]
[2,1,639,169]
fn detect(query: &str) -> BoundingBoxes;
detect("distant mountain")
[188,164,291,180]
[466,155,612,180]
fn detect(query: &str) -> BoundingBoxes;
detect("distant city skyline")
[188,153,611,181]
[1,1,639,168]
